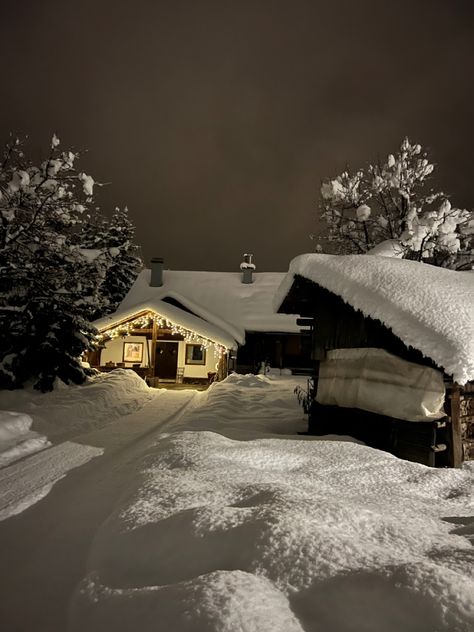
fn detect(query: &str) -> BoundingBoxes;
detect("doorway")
[155,341,179,379]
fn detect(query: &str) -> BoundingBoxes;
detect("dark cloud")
[1,0,473,270]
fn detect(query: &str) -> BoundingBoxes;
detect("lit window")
[185,344,206,365]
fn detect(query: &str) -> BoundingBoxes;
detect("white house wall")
[101,335,219,379]
[177,342,220,379]
[100,335,151,368]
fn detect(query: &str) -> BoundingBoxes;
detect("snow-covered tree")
[80,206,142,320]
[314,138,473,269]
[0,135,142,391]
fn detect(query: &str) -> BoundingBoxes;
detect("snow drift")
[0,369,153,441]
[0,410,50,467]
[71,375,474,632]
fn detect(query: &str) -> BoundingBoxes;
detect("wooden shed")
[276,254,474,467]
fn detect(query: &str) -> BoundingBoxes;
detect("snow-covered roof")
[94,297,237,349]
[275,254,474,384]
[95,269,300,349]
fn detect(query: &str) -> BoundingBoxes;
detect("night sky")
[1,0,473,271]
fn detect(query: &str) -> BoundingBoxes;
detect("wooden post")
[308,359,320,434]
[217,353,227,381]
[449,386,463,468]
[150,317,158,380]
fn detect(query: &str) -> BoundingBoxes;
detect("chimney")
[240,253,255,284]
[150,257,164,287]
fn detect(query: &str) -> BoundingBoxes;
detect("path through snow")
[0,386,198,632]
[1,374,473,632]
[73,375,474,632]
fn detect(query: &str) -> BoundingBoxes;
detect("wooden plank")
[296,318,314,327]
[217,353,227,381]
[150,317,158,377]
[449,386,463,467]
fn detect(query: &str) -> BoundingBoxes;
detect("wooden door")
[155,341,179,379]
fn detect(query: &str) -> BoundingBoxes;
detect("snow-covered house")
[275,254,474,467]
[91,257,309,385]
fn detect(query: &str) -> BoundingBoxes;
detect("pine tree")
[314,138,473,269]
[0,135,142,391]
[80,206,142,320]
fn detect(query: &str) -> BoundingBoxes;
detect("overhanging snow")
[94,298,238,350]
[275,254,474,384]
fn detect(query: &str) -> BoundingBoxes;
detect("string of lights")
[98,311,227,360]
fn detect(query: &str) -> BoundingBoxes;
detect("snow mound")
[0,369,153,441]
[367,239,404,258]
[223,372,274,388]
[0,410,33,440]
[84,431,474,631]
[71,570,303,632]
[0,411,50,467]
[275,254,474,384]
[171,373,307,437]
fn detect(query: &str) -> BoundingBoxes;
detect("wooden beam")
[150,318,158,378]
[296,318,314,327]
[216,353,226,381]
[448,386,463,468]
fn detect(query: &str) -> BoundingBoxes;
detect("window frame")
[185,343,206,365]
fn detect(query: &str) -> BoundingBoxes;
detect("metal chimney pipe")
[150,257,164,287]
[240,253,255,284]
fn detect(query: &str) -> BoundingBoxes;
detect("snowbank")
[0,410,50,467]
[72,376,474,632]
[275,254,474,384]
[0,369,153,441]
[171,373,308,438]
[0,441,103,521]
[367,239,404,258]
[71,570,302,632]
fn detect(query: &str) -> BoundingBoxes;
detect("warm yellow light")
[98,311,227,359]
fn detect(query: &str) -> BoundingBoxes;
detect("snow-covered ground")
[69,373,474,632]
[0,370,153,518]
[0,410,50,467]
[0,368,153,446]
[0,371,472,631]
[0,441,103,521]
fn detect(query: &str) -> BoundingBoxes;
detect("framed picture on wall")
[123,342,143,363]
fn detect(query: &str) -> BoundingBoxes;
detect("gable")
[119,269,301,342]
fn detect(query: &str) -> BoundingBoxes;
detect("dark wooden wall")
[278,274,464,467]
[280,275,439,369]
[236,332,312,374]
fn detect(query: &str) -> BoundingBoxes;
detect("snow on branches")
[0,135,142,391]
[315,138,473,269]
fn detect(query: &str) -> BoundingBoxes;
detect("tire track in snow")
[0,388,199,632]
[0,442,103,521]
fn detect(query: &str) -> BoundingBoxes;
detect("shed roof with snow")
[94,269,300,349]
[275,254,474,384]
